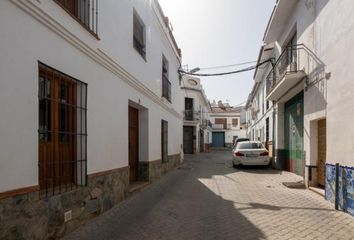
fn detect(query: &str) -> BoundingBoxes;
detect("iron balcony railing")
[266,44,324,96]
[201,119,212,129]
[183,110,200,121]
[212,124,232,130]
[54,0,99,37]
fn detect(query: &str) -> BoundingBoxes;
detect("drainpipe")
[272,101,276,168]
[270,58,277,169]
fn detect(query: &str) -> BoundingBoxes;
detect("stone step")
[128,181,150,194]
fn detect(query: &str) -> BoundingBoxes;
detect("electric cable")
[198,60,257,70]
[178,58,273,77]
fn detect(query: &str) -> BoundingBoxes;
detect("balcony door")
[185,98,194,121]
[282,32,297,72]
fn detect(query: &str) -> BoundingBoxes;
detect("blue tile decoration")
[325,164,354,217]
[325,164,336,202]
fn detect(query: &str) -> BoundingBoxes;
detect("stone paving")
[65,152,354,240]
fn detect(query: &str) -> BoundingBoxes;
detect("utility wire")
[198,60,257,70]
[179,58,273,77]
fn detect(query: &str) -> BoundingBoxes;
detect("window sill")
[162,96,172,104]
[134,46,147,62]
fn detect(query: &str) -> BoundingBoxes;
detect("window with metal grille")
[38,63,87,198]
[162,55,171,102]
[161,120,168,162]
[133,11,146,59]
[54,0,98,36]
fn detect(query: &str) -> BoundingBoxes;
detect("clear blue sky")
[159,0,275,106]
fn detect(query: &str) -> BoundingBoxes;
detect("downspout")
[272,101,276,168]
[270,58,277,169]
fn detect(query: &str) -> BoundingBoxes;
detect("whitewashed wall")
[0,0,182,192]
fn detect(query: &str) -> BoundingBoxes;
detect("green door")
[212,132,225,148]
[285,92,304,176]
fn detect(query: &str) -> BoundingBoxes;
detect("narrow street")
[66,152,354,240]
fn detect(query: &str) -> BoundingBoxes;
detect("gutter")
[262,0,280,42]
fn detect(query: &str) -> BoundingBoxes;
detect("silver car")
[232,141,270,167]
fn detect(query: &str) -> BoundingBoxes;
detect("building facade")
[247,0,354,217]
[0,0,183,238]
[246,77,274,158]
[210,101,247,148]
[182,75,212,154]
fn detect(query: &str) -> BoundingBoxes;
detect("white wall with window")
[0,0,183,193]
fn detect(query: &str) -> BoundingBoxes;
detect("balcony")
[54,0,98,37]
[266,44,307,101]
[183,110,200,122]
[212,124,232,130]
[201,119,212,129]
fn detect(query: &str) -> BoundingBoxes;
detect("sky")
[159,0,275,106]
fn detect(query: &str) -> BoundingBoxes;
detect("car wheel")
[232,162,238,168]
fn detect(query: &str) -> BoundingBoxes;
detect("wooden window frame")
[232,118,239,127]
[54,0,99,38]
[38,62,87,198]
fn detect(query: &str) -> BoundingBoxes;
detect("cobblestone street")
[65,152,354,240]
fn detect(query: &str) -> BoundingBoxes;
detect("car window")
[234,138,249,148]
[238,142,263,149]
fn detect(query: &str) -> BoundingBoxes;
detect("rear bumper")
[233,157,270,166]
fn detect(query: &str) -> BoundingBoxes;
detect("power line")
[198,60,257,70]
[178,58,273,77]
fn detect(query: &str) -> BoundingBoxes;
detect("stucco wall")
[0,0,182,192]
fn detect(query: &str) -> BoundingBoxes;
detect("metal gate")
[285,92,304,176]
[212,132,225,148]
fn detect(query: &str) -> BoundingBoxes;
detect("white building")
[247,0,354,217]
[245,72,274,157]
[210,101,247,148]
[0,0,183,238]
[181,76,212,154]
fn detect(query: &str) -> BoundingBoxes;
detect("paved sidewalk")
[65,152,354,240]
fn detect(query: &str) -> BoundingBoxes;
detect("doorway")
[317,119,326,186]
[129,106,139,183]
[284,92,304,176]
[199,130,204,153]
[212,132,225,148]
[183,126,194,154]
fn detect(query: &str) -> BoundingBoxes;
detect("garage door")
[285,92,304,176]
[212,132,225,148]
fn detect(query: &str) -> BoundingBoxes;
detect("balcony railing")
[201,119,212,129]
[266,44,324,99]
[54,0,98,37]
[183,110,199,121]
[212,124,232,130]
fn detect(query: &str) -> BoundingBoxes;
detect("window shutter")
[232,118,238,126]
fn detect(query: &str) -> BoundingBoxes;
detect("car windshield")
[238,142,263,149]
